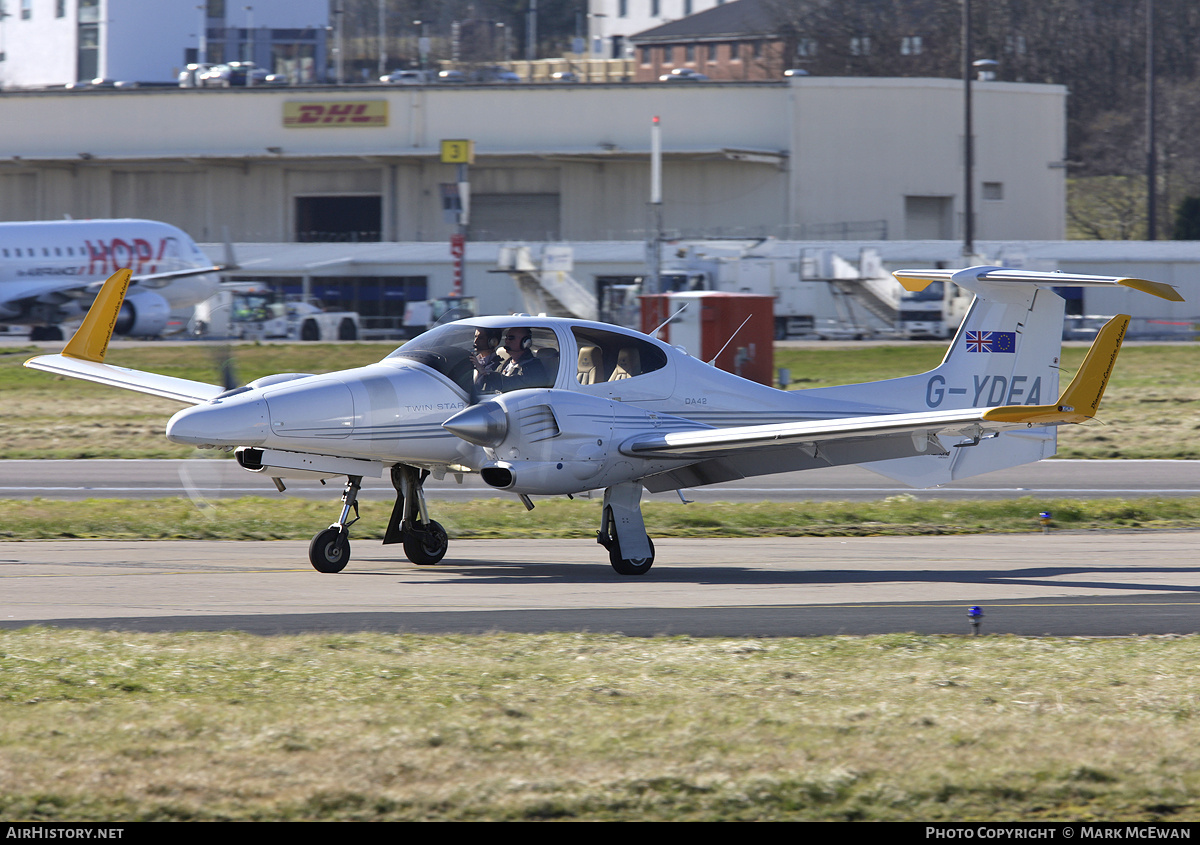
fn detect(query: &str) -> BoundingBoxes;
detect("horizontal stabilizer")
[893,266,1184,302]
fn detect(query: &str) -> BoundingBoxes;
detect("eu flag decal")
[965,330,1016,353]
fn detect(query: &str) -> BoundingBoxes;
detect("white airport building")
[0,0,328,89]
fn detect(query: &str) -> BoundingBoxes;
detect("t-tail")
[854,265,1180,486]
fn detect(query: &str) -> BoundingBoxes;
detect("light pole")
[378,0,387,78]
[962,0,974,258]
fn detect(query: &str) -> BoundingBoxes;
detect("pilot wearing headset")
[471,328,503,382]
[482,326,549,391]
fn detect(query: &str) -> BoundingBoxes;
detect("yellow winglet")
[982,314,1129,426]
[60,269,131,363]
[1117,277,1186,302]
[890,270,943,293]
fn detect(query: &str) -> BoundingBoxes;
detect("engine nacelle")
[114,289,171,337]
[443,389,701,496]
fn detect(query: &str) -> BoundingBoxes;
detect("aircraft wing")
[0,264,224,318]
[1,277,100,311]
[23,269,223,404]
[624,314,1129,489]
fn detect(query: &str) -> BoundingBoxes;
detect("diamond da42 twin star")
[25,265,1182,575]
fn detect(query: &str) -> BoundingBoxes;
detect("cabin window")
[570,327,667,385]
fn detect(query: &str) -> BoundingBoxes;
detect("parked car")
[199,62,269,87]
[659,68,709,82]
[380,69,428,85]
[550,71,580,83]
[472,65,521,84]
[178,63,213,87]
[436,69,467,83]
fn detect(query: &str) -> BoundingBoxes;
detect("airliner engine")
[114,289,171,337]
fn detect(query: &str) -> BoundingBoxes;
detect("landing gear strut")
[383,464,449,565]
[308,475,362,573]
[597,482,655,576]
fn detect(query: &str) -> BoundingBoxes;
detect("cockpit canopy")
[385,321,669,399]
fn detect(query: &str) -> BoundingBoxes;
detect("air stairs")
[496,244,598,321]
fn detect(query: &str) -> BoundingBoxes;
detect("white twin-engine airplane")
[26,265,1181,575]
[1,218,223,340]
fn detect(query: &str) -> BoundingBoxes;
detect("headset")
[505,328,533,351]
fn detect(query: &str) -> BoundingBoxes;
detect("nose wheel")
[309,526,350,573]
[308,475,361,573]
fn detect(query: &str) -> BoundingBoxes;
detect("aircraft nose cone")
[167,393,268,446]
[443,401,507,447]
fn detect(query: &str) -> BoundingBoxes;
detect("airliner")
[0,218,224,340]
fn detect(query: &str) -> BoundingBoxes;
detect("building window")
[56,0,66,17]
[685,44,695,63]
[684,0,693,14]
[983,182,1004,201]
[639,46,651,65]
[729,41,741,62]
[796,38,817,58]
[707,42,717,63]
[901,36,923,56]
[619,0,628,17]
[652,0,660,18]
[21,0,31,20]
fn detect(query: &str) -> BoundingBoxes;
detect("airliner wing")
[1,277,96,308]
[624,315,1129,490]
[24,269,223,404]
[2,263,223,312]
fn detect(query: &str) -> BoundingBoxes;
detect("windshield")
[901,280,945,302]
[387,323,560,398]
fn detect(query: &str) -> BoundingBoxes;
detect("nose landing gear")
[308,475,362,573]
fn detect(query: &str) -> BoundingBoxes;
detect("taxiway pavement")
[3,533,1198,637]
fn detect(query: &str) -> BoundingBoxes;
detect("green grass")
[0,495,1197,541]
[3,341,1199,459]
[1,628,1198,821]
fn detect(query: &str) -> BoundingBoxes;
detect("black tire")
[309,527,350,573]
[300,319,320,341]
[337,318,357,341]
[403,520,448,566]
[609,538,655,576]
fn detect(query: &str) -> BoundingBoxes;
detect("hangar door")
[469,193,560,240]
[296,196,381,242]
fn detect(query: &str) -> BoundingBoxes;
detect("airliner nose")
[166,392,268,446]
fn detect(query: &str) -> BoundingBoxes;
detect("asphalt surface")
[3,533,1198,637]
[1,459,1197,638]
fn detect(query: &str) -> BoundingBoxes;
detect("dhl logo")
[283,101,388,128]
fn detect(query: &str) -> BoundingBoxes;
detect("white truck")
[658,241,835,339]
[662,242,968,339]
[190,282,360,341]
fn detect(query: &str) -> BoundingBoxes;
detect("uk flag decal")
[965,330,1016,353]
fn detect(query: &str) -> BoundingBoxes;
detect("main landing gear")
[382,464,449,566]
[306,465,450,573]
[597,482,656,576]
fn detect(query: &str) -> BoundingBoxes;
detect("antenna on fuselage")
[648,302,687,338]
[708,314,754,366]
